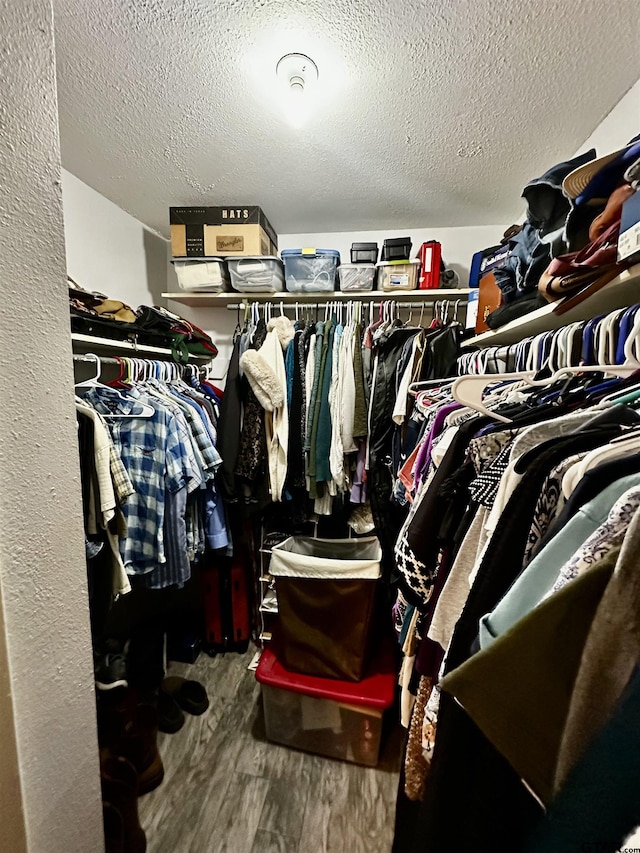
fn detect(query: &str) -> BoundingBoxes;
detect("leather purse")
[476,272,503,332]
[538,220,626,302]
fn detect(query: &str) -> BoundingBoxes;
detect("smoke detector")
[276,53,319,127]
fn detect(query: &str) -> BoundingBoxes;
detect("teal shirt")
[479,472,640,649]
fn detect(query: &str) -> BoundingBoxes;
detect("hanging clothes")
[390,298,640,853]
[77,360,228,593]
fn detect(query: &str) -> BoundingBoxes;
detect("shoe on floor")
[102,801,125,853]
[161,677,209,716]
[100,753,147,853]
[95,653,128,691]
[157,690,185,734]
[101,702,165,796]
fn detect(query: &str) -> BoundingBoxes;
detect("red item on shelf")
[417,241,442,289]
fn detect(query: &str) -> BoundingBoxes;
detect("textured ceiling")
[53,0,640,237]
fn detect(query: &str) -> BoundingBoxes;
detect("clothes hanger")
[595,312,640,405]
[454,350,640,423]
[106,356,128,390]
[616,305,640,363]
[74,353,103,388]
[80,354,154,417]
[451,373,534,423]
[415,382,456,411]
[407,377,456,398]
[75,353,138,406]
[101,395,155,418]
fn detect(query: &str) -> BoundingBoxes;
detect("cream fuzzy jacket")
[240,317,293,501]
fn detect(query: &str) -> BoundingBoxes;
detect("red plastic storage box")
[255,644,396,766]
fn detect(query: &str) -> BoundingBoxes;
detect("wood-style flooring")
[139,649,403,853]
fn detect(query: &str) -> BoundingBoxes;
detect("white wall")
[62,169,168,307]
[0,2,103,851]
[575,79,640,156]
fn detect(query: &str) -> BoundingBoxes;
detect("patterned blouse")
[551,486,640,593]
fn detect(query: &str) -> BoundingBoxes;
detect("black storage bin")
[381,237,412,262]
[351,242,378,264]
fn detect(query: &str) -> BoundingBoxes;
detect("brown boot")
[101,753,147,853]
[102,801,125,853]
[98,694,165,796]
[119,703,165,795]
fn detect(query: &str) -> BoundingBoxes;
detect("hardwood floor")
[138,649,403,853]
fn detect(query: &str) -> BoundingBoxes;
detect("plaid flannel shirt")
[84,387,189,574]
[108,440,135,504]
[76,397,134,504]
[167,387,221,474]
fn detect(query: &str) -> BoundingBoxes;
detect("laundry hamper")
[270,536,382,682]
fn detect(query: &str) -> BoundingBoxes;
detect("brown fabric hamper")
[270,536,382,682]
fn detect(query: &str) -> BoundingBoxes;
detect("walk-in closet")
[2,2,640,852]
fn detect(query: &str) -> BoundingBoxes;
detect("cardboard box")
[618,190,640,263]
[170,206,278,258]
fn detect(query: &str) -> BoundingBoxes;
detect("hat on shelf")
[563,134,640,204]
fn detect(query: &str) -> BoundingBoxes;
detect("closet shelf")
[463,263,640,349]
[162,289,470,308]
[71,332,213,360]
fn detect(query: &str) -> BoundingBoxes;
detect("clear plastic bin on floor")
[256,644,396,766]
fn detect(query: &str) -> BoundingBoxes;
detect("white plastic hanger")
[407,378,454,398]
[451,372,534,423]
[76,354,154,417]
[74,353,103,388]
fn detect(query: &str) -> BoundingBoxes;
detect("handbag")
[538,219,627,303]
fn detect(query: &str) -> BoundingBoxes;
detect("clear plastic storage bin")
[338,263,376,292]
[256,644,396,766]
[226,256,285,293]
[281,249,340,293]
[172,257,230,292]
[377,260,420,292]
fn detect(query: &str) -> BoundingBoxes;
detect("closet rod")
[224,300,466,312]
[73,354,121,366]
[73,354,211,380]
[72,354,203,369]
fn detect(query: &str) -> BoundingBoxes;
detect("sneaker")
[95,653,128,691]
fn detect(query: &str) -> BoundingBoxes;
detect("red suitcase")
[202,553,251,653]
